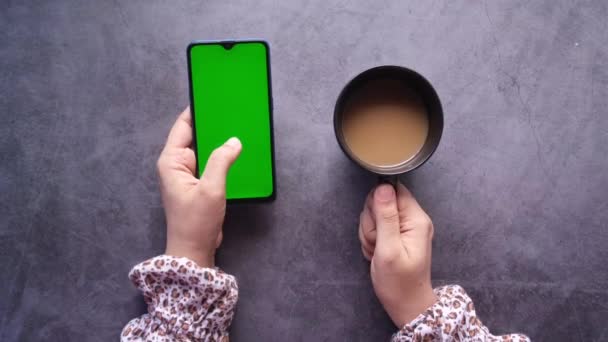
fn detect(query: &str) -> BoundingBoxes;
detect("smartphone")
[187,40,275,202]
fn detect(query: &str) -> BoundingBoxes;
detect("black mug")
[333,65,444,183]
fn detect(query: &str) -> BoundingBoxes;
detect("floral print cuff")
[391,285,530,342]
[121,255,238,342]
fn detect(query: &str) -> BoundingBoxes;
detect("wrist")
[165,239,215,268]
[390,282,437,328]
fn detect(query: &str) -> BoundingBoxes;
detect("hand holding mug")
[158,107,242,267]
[359,183,437,327]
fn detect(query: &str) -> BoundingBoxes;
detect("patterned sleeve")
[121,255,238,342]
[391,285,530,342]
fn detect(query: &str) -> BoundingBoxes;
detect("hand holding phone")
[158,108,242,267]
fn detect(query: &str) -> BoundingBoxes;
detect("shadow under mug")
[333,65,444,182]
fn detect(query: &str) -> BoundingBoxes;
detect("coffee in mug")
[341,79,429,167]
[334,66,443,176]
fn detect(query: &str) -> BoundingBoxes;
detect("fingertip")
[396,182,423,212]
[362,246,373,261]
[180,107,192,123]
[225,137,242,150]
[165,108,194,149]
[200,138,242,185]
[396,182,413,197]
[224,137,242,161]
[375,184,396,203]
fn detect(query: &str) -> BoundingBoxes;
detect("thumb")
[200,137,242,190]
[371,184,403,259]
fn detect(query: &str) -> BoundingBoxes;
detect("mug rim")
[333,65,443,175]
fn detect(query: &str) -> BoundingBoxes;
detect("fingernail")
[225,137,241,149]
[375,184,395,203]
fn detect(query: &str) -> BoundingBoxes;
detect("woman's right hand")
[358,183,437,328]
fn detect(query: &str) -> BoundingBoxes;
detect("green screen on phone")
[188,41,274,200]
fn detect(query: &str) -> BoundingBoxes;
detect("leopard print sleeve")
[121,255,238,342]
[391,285,530,342]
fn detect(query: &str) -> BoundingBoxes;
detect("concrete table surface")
[1,1,607,341]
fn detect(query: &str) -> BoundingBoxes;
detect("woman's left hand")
[157,107,242,267]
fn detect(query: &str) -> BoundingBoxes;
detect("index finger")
[360,205,376,245]
[362,189,377,239]
[165,107,192,149]
[396,183,427,218]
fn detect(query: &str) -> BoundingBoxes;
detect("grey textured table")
[2,1,607,341]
